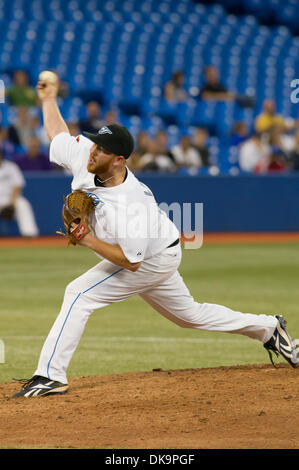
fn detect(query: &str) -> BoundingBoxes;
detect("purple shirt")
[15,153,54,172]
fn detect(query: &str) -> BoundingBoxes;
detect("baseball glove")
[57,190,95,245]
[0,204,15,220]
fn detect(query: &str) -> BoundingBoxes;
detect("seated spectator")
[199,66,235,101]
[79,101,103,134]
[191,128,211,166]
[267,148,287,172]
[8,106,35,147]
[287,130,299,170]
[140,138,177,172]
[199,66,255,108]
[171,135,202,168]
[0,126,15,160]
[127,131,150,172]
[6,70,38,107]
[126,152,143,172]
[229,122,250,146]
[267,123,295,155]
[30,114,49,148]
[267,124,290,161]
[155,130,176,164]
[255,100,285,134]
[0,149,39,237]
[134,131,150,158]
[15,137,53,172]
[164,70,189,102]
[239,132,270,173]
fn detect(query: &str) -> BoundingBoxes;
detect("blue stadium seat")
[0,0,299,174]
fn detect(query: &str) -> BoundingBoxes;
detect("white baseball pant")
[0,196,39,237]
[34,243,277,383]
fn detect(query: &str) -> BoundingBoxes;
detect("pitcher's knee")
[65,279,81,297]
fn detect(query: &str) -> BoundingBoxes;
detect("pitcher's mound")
[1,364,298,449]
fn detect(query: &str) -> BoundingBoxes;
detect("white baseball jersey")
[0,159,25,207]
[50,132,179,263]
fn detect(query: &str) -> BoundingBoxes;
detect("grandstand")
[0,0,298,176]
[0,0,299,236]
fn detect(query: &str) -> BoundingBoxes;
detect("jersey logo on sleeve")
[85,192,104,208]
[76,136,80,142]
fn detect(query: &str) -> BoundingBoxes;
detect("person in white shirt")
[239,133,270,173]
[171,136,202,168]
[11,75,299,397]
[0,150,39,237]
[140,137,176,172]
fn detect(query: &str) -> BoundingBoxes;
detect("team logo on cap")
[98,126,112,135]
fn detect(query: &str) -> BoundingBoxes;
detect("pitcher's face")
[87,144,116,174]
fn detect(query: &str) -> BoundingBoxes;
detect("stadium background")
[1,0,299,450]
[0,0,299,235]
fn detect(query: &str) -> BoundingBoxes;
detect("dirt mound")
[1,364,298,449]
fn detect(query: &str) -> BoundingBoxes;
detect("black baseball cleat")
[11,375,69,398]
[264,315,299,368]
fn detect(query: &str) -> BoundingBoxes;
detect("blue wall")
[1,172,299,236]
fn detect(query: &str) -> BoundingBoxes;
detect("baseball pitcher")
[12,73,299,397]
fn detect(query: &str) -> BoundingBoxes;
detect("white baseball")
[38,70,58,84]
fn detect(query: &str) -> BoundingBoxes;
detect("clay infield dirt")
[1,234,299,449]
[1,364,298,449]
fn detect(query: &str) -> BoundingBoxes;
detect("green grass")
[1,242,299,382]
